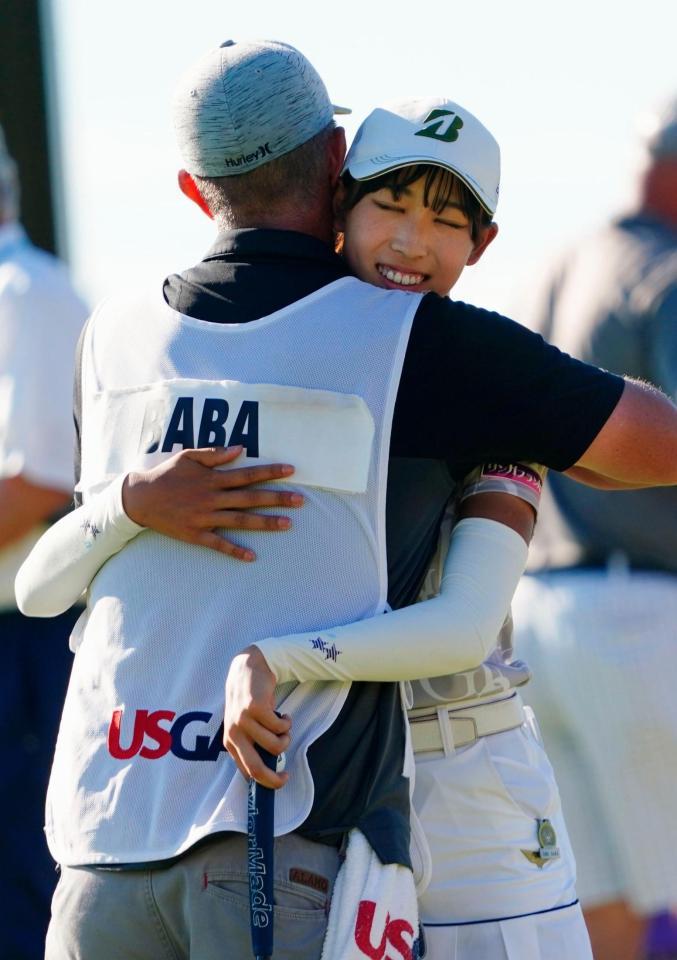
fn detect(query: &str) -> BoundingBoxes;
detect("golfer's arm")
[15,476,144,617]
[256,504,530,684]
[575,378,677,485]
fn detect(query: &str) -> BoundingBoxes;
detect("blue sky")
[49,0,675,317]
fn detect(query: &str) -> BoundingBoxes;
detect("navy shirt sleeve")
[391,293,625,477]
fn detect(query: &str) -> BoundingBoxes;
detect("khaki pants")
[46,832,339,960]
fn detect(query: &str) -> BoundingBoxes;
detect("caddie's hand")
[122,446,304,562]
[224,645,291,789]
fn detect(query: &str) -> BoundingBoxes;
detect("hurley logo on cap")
[224,143,273,169]
[414,109,464,144]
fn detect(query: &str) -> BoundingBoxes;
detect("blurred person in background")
[512,98,677,960]
[0,125,88,960]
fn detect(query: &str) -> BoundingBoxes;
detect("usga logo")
[108,709,226,762]
[354,900,417,960]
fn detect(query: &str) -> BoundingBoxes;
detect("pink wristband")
[459,462,546,512]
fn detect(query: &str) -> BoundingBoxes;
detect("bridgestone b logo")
[414,109,464,143]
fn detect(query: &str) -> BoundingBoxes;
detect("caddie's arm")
[573,378,677,486]
[564,465,657,489]
[15,446,304,617]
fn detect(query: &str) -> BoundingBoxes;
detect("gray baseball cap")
[172,39,350,177]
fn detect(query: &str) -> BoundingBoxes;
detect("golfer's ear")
[467,222,498,266]
[178,169,213,219]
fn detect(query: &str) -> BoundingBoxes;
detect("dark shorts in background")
[1,608,78,960]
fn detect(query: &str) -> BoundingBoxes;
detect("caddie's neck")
[260,124,346,244]
[239,198,337,244]
[179,127,346,247]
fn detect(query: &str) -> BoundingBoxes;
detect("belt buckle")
[438,709,478,753]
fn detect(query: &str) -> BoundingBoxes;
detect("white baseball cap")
[173,39,350,177]
[343,97,500,216]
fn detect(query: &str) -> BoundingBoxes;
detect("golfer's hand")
[122,446,304,561]
[224,645,291,789]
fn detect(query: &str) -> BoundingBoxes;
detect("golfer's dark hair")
[340,164,492,242]
[193,122,336,228]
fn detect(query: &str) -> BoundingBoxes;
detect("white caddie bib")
[47,278,420,865]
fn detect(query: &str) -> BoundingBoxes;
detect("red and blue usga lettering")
[108,709,226,761]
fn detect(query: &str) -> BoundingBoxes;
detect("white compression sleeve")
[15,475,144,617]
[255,517,528,683]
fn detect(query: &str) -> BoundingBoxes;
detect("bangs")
[378,164,475,217]
[340,164,493,243]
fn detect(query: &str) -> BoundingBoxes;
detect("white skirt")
[421,901,591,960]
[412,719,591,959]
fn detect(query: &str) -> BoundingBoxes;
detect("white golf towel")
[321,828,421,960]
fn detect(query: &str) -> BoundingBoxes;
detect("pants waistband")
[408,693,525,754]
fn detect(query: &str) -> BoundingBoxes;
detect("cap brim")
[346,156,496,216]
[332,104,352,115]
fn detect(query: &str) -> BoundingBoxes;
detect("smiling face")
[339,168,497,296]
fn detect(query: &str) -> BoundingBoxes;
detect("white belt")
[408,693,526,754]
